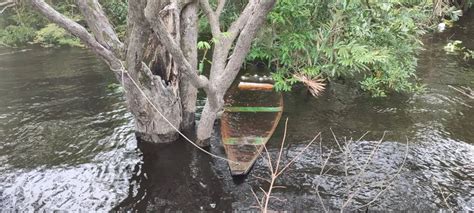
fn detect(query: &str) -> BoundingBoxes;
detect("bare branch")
[251,188,264,211]
[0,3,13,14]
[319,149,334,176]
[315,184,328,213]
[351,138,410,211]
[275,118,289,173]
[437,185,453,212]
[263,145,274,175]
[227,1,257,39]
[0,0,15,8]
[276,132,321,177]
[76,0,123,55]
[341,132,386,211]
[252,174,271,183]
[0,0,15,14]
[449,85,474,99]
[29,0,123,74]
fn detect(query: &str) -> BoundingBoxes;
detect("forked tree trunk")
[126,0,199,142]
[30,0,275,145]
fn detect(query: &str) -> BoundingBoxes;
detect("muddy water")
[1,15,474,212]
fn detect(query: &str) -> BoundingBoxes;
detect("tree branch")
[0,0,15,14]
[199,0,220,37]
[76,0,124,56]
[29,0,123,75]
[216,0,226,18]
[206,0,257,82]
[0,0,15,7]
[227,1,257,40]
[144,1,209,90]
[217,0,276,91]
[125,0,150,80]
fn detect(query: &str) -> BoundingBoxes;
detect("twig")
[352,138,410,211]
[320,149,334,176]
[277,132,321,177]
[252,174,271,183]
[315,184,328,213]
[251,188,264,211]
[437,185,453,212]
[449,85,474,99]
[340,131,386,211]
[252,118,320,212]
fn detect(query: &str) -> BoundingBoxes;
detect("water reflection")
[114,138,233,211]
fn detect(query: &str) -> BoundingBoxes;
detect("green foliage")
[248,0,434,97]
[0,25,36,47]
[0,2,47,47]
[102,0,128,39]
[197,41,211,50]
[197,41,211,73]
[0,0,127,47]
[34,24,82,47]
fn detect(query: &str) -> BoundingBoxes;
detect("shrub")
[248,0,432,97]
[34,23,82,47]
[0,25,36,47]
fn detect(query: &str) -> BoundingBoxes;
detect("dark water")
[1,15,473,212]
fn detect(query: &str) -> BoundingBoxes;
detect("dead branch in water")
[252,118,320,212]
[294,73,326,97]
[436,183,453,212]
[321,132,409,212]
[252,127,410,212]
[449,85,474,99]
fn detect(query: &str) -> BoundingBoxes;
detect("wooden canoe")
[221,82,283,176]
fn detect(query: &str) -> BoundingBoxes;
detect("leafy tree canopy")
[1,0,471,97]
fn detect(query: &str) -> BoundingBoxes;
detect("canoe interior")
[221,86,283,176]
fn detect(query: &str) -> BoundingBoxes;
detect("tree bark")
[126,0,184,143]
[179,1,199,131]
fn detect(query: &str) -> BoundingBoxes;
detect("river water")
[0,15,473,212]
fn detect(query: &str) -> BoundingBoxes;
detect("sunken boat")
[220,76,283,176]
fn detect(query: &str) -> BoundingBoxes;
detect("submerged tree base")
[136,132,179,144]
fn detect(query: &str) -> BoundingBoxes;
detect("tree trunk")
[30,0,275,146]
[179,1,199,131]
[196,91,224,146]
[125,0,185,143]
